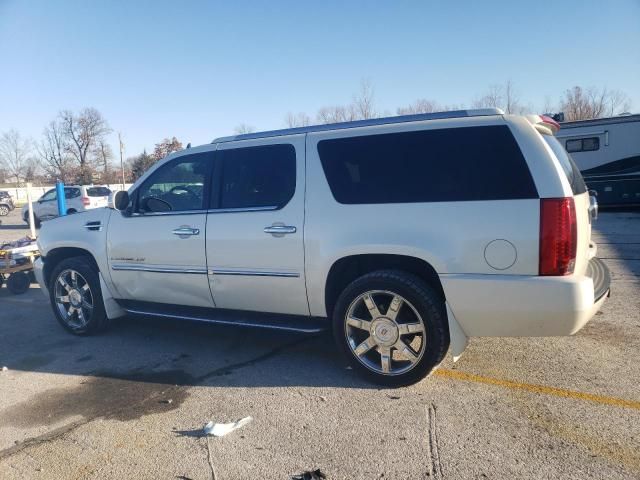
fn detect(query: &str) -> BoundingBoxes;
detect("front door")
[206,135,308,316]
[107,150,215,308]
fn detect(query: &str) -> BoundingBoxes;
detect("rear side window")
[65,188,81,199]
[87,186,111,197]
[217,144,296,209]
[318,125,537,204]
[543,136,587,195]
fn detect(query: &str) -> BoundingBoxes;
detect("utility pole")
[118,132,125,190]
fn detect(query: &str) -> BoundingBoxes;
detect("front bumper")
[441,257,611,337]
[33,257,48,298]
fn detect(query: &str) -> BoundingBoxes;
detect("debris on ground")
[203,416,253,437]
[292,469,327,480]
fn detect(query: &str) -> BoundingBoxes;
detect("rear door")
[206,135,309,316]
[86,186,112,209]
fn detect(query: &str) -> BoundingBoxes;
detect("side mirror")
[109,190,130,211]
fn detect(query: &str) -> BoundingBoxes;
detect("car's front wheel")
[333,270,449,387]
[0,205,9,216]
[49,256,109,335]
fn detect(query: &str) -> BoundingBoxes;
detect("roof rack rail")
[212,108,504,143]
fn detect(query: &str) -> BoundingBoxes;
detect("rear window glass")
[87,187,112,197]
[318,125,537,204]
[543,135,587,195]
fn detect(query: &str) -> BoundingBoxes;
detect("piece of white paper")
[203,416,253,437]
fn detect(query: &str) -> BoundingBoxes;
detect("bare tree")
[38,120,72,182]
[473,81,527,114]
[152,137,183,161]
[0,130,32,186]
[60,108,112,183]
[94,140,114,182]
[353,79,377,120]
[397,99,439,115]
[234,123,255,135]
[285,112,311,128]
[560,86,632,121]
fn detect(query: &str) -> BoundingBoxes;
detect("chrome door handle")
[264,225,297,235]
[172,227,200,237]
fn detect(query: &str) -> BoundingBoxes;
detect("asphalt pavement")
[0,208,639,479]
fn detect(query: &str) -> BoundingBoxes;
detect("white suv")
[23,185,111,227]
[33,109,610,386]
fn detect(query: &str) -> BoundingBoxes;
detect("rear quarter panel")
[304,117,541,317]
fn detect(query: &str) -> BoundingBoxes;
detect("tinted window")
[65,188,81,199]
[87,186,111,197]
[217,144,296,209]
[544,136,587,195]
[566,137,600,153]
[137,153,212,212]
[318,126,537,204]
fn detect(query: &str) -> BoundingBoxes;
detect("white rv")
[558,114,640,206]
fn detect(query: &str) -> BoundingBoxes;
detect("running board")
[117,300,328,334]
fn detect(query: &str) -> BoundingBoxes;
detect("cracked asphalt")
[0,209,639,479]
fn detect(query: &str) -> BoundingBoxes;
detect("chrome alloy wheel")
[345,290,426,376]
[54,269,94,330]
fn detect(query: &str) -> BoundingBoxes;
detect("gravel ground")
[0,208,639,479]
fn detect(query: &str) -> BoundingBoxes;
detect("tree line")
[0,82,632,187]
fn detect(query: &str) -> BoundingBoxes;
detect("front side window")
[40,189,56,202]
[136,153,212,213]
[216,144,296,209]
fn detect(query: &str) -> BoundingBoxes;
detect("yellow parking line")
[434,369,640,411]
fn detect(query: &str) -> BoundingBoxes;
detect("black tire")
[67,209,77,215]
[332,270,449,387]
[7,271,31,294]
[23,211,41,228]
[48,256,109,335]
[0,205,9,216]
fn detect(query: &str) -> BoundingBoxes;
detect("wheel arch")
[43,247,100,286]
[324,253,445,319]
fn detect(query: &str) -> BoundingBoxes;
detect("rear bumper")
[441,257,611,337]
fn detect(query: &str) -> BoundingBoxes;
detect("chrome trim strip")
[126,206,277,217]
[129,209,208,217]
[123,308,325,333]
[111,264,207,274]
[207,206,278,214]
[208,268,300,278]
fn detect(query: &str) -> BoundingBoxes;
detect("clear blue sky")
[1,0,638,157]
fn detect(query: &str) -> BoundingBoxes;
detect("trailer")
[0,237,39,295]
[557,114,640,207]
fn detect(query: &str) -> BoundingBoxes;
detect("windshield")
[543,134,588,195]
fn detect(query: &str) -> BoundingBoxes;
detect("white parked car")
[23,185,111,227]
[33,109,610,386]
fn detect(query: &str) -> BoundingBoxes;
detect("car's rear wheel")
[0,205,9,216]
[49,257,109,335]
[333,270,449,387]
[23,211,41,228]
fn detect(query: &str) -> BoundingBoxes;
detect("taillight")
[539,115,561,132]
[82,197,90,206]
[539,198,577,276]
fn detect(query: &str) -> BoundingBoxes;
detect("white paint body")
[22,185,111,222]
[34,112,606,360]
